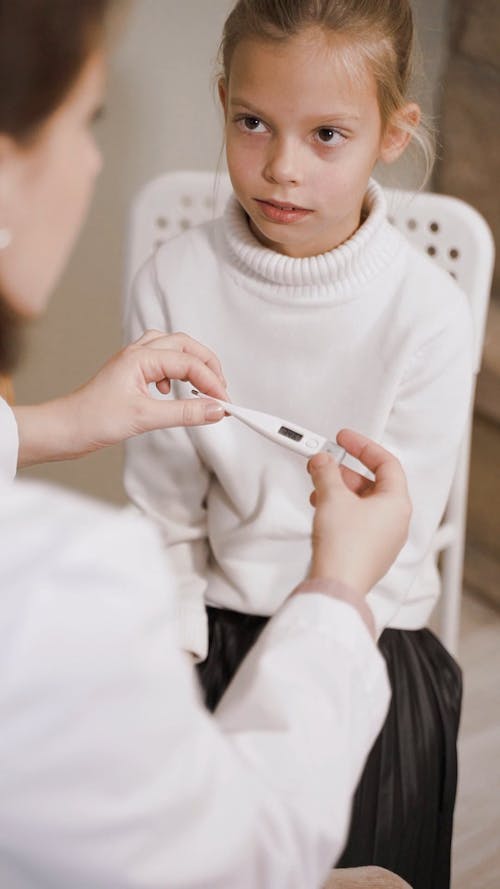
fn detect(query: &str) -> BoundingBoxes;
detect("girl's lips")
[255,198,312,224]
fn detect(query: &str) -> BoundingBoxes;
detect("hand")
[15,331,229,467]
[72,331,228,451]
[324,866,412,889]
[307,429,411,596]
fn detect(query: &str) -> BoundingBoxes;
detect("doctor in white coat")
[0,3,411,887]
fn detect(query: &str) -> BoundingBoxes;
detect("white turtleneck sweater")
[125,180,473,661]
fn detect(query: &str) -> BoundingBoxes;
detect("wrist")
[308,555,371,598]
[293,577,376,640]
[14,392,90,468]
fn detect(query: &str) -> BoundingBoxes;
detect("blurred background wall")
[14,0,234,502]
[13,0,498,605]
[434,0,500,607]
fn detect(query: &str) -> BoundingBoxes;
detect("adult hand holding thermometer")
[191,389,345,463]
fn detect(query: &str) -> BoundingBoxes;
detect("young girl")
[125,2,472,887]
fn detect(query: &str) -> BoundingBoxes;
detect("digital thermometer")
[191,390,345,463]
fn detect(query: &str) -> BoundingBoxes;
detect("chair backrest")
[125,171,233,312]
[383,188,494,653]
[384,189,494,373]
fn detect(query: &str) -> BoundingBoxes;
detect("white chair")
[125,171,234,301]
[126,171,495,655]
[384,189,494,654]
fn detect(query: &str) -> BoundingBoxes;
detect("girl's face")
[0,50,105,317]
[220,28,412,258]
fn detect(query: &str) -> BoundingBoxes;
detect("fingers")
[339,464,374,496]
[307,451,370,507]
[146,396,225,429]
[337,429,409,499]
[307,452,342,500]
[133,330,227,388]
[140,347,228,401]
[308,460,375,506]
[155,379,171,396]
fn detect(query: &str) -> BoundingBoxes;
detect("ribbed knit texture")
[125,179,474,660]
[221,180,403,301]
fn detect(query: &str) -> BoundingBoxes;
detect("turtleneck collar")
[221,178,404,304]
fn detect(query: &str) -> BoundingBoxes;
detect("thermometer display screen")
[278,425,303,442]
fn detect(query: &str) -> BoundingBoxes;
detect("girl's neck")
[221,180,401,300]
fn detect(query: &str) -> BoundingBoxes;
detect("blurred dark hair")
[0,0,112,142]
[0,298,22,375]
[0,0,113,374]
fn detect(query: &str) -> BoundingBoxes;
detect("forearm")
[14,332,228,470]
[14,393,92,468]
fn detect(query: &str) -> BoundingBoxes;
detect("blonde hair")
[219,0,435,184]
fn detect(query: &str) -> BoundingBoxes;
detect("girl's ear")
[379,102,421,165]
[218,78,228,120]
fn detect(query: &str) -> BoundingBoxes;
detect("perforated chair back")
[125,171,233,305]
[126,170,495,654]
[385,189,493,374]
[385,189,494,654]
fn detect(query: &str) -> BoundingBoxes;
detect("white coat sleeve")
[0,485,390,889]
[123,258,211,660]
[367,289,474,632]
[0,396,19,482]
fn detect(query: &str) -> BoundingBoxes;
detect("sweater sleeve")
[124,258,211,660]
[367,288,474,633]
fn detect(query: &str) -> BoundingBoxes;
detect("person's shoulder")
[398,240,471,331]
[129,215,226,320]
[132,215,221,283]
[154,216,221,274]
[402,240,467,303]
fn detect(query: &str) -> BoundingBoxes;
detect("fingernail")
[204,403,225,421]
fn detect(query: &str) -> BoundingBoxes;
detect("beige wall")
[15,0,450,504]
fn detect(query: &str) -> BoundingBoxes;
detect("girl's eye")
[316,127,344,146]
[237,116,267,134]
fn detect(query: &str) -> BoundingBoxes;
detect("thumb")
[308,452,342,501]
[140,396,225,432]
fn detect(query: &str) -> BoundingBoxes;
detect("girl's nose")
[263,138,301,186]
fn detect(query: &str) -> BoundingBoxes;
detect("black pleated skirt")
[196,605,462,889]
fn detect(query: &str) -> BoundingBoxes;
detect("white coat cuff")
[177,601,209,662]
